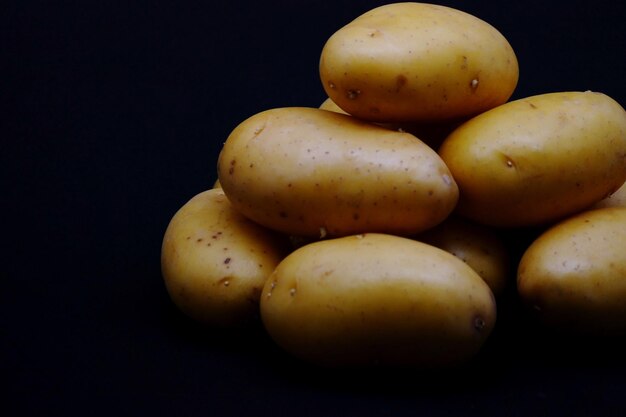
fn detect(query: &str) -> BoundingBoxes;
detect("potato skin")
[161,189,288,327]
[320,97,464,149]
[260,233,496,368]
[593,181,626,209]
[319,2,518,123]
[217,107,458,238]
[415,216,510,296]
[517,207,626,334]
[438,91,626,227]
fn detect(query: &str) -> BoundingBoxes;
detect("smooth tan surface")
[319,2,518,123]
[260,233,496,367]
[161,189,288,326]
[517,207,626,334]
[439,91,626,227]
[218,107,458,238]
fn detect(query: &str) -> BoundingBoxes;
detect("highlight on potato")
[161,1,626,368]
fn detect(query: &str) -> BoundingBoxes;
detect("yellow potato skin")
[217,107,458,238]
[319,2,518,123]
[415,216,509,296]
[260,233,496,368]
[438,91,626,227]
[517,207,626,334]
[161,188,288,327]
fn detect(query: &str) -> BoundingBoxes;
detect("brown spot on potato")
[396,74,407,92]
[460,55,468,70]
[347,89,361,99]
[473,315,486,332]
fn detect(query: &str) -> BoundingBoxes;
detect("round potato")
[217,107,458,238]
[438,91,626,227]
[319,2,518,123]
[415,216,510,296]
[517,207,626,335]
[260,233,496,368]
[161,188,288,327]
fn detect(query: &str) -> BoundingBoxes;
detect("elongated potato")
[319,2,518,123]
[517,207,626,334]
[260,233,496,368]
[438,91,626,227]
[217,107,458,238]
[161,189,288,327]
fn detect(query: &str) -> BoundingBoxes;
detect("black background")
[4,1,626,416]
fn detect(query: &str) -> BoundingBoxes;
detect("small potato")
[438,91,626,227]
[218,107,458,238]
[415,216,510,296]
[161,188,288,327]
[260,233,496,368]
[319,2,518,123]
[517,207,626,334]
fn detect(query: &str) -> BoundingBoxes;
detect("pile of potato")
[161,2,626,368]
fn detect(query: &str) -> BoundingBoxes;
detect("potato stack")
[161,2,626,368]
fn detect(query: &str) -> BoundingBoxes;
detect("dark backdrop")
[4,1,626,416]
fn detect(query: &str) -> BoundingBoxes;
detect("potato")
[319,2,518,123]
[260,233,496,367]
[517,207,626,335]
[161,188,288,327]
[217,107,458,238]
[438,91,626,227]
[415,216,510,296]
[592,180,626,209]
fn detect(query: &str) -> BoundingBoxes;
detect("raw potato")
[319,2,518,123]
[415,216,509,296]
[161,188,288,327]
[438,91,626,227]
[517,207,626,334]
[217,107,458,238]
[260,233,496,368]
